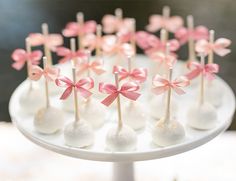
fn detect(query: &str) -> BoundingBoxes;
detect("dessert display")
[11,6,232,151]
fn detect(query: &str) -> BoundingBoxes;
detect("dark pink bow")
[175,26,209,44]
[99,82,141,106]
[146,15,183,33]
[185,61,219,81]
[77,60,106,75]
[28,33,63,51]
[11,49,42,70]
[195,38,231,56]
[29,65,60,81]
[62,21,97,37]
[113,66,147,83]
[152,74,190,95]
[56,47,88,64]
[55,76,94,100]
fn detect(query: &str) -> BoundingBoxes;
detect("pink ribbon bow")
[102,15,133,34]
[29,65,60,81]
[77,60,106,75]
[28,33,63,51]
[99,82,141,106]
[175,26,209,44]
[56,47,88,64]
[195,38,231,56]
[62,21,97,37]
[113,66,147,83]
[185,61,219,81]
[11,49,42,70]
[55,76,94,100]
[148,52,177,68]
[146,15,183,33]
[152,74,190,95]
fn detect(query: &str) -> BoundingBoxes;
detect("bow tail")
[77,87,92,99]
[121,91,141,101]
[101,93,118,106]
[184,69,201,80]
[60,87,73,100]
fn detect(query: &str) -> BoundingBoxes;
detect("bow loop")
[29,65,60,81]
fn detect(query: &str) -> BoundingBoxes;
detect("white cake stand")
[9,56,236,181]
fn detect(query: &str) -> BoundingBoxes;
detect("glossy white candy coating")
[152,118,185,147]
[64,120,94,148]
[34,107,64,134]
[106,125,137,152]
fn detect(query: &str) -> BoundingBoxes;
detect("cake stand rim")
[9,75,235,162]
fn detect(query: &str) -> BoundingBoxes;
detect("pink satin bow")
[102,15,133,34]
[62,21,97,37]
[113,66,147,83]
[195,38,231,56]
[55,76,94,100]
[77,61,106,75]
[99,82,141,106]
[148,52,177,68]
[29,65,60,81]
[152,74,190,95]
[56,47,88,64]
[28,33,63,51]
[185,61,219,81]
[146,15,183,33]
[11,49,42,70]
[175,26,209,44]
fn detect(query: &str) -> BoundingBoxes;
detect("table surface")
[0,0,235,129]
[1,122,236,181]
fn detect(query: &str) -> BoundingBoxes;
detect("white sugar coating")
[152,118,185,147]
[64,120,94,148]
[149,95,178,119]
[34,106,64,134]
[19,88,45,114]
[106,125,137,152]
[122,102,146,130]
[80,98,106,129]
[205,81,223,107]
[187,102,218,130]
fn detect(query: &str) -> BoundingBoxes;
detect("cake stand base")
[113,162,135,181]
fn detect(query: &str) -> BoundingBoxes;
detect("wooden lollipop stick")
[115,8,123,20]
[187,15,196,61]
[200,54,205,105]
[43,57,50,108]
[115,72,123,130]
[160,29,167,43]
[70,38,77,66]
[25,38,33,91]
[96,24,102,57]
[208,30,215,64]
[164,67,172,123]
[130,18,136,55]
[72,67,80,122]
[162,6,170,40]
[87,52,91,77]
[76,12,84,49]
[42,23,52,66]
[127,55,132,72]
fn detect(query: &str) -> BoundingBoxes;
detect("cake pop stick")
[114,73,123,129]
[72,67,80,122]
[187,15,196,62]
[130,19,136,55]
[162,6,170,40]
[42,23,53,65]
[115,8,123,21]
[70,38,77,66]
[96,24,102,57]
[42,57,50,108]
[208,30,215,64]
[77,12,84,49]
[160,28,167,44]
[164,68,172,123]
[199,54,205,105]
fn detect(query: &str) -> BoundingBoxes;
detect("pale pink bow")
[175,26,209,44]
[29,65,60,81]
[11,49,42,70]
[148,52,177,68]
[146,15,183,33]
[62,21,97,37]
[195,38,231,56]
[152,74,190,95]
[113,66,147,83]
[28,33,63,51]
[55,76,94,100]
[56,47,88,64]
[185,61,219,81]
[77,60,106,76]
[102,15,133,34]
[99,82,141,106]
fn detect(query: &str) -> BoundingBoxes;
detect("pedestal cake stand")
[9,58,235,181]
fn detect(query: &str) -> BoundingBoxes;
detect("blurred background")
[0,0,235,128]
